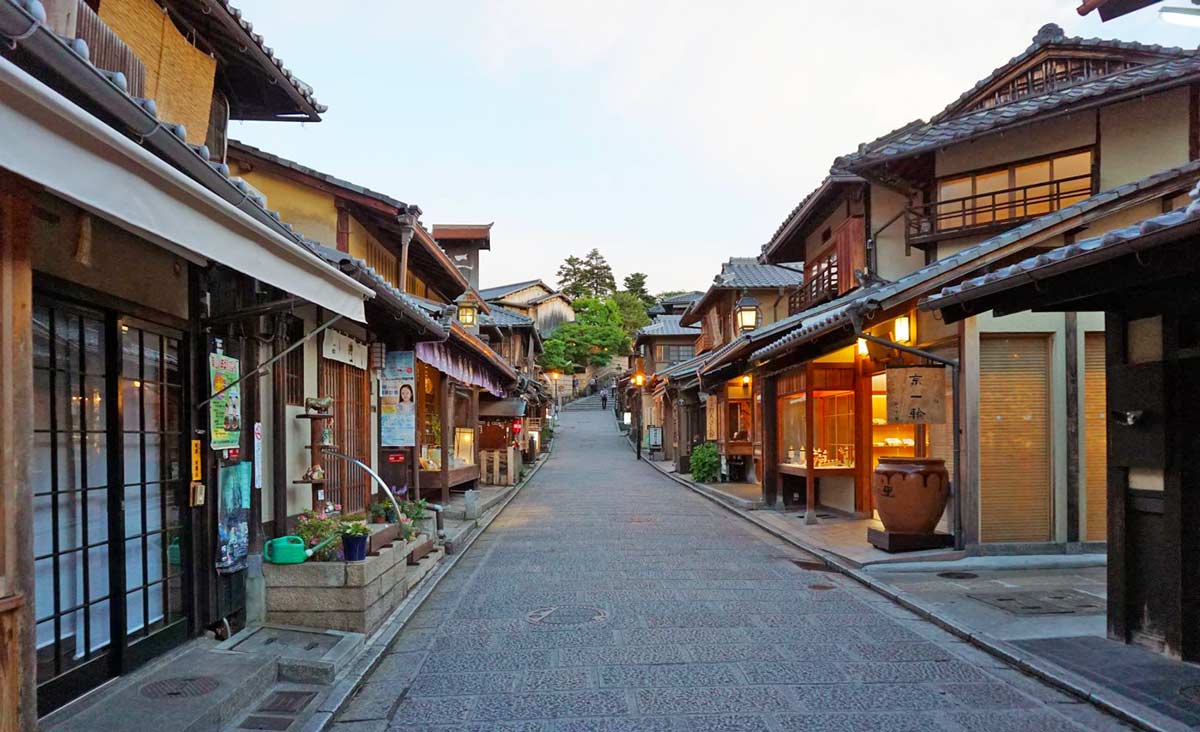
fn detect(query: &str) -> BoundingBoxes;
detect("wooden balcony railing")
[798,217,865,312]
[906,173,1092,244]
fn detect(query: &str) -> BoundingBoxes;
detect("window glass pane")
[83,317,106,375]
[34,493,53,557]
[1014,161,1052,217]
[1055,151,1093,207]
[87,488,109,547]
[123,380,141,432]
[974,170,1010,224]
[121,326,141,378]
[125,588,144,634]
[86,434,108,488]
[143,384,162,433]
[88,599,112,654]
[64,313,81,373]
[143,333,162,384]
[123,433,142,485]
[83,375,106,432]
[125,485,143,538]
[34,369,51,431]
[937,177,972,230]
[165,338,181,386]
[779,395,807,466]
[34,305,50,369]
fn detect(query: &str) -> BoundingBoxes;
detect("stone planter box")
[408,534,434,565]
[264,538,414,634]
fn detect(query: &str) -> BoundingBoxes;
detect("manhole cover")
[807,584,837,591]
[140,676,220,699]
[257,691,316,714]
[526,605,608,628]
[1181,685,1200,704]
[938,571,979,580]
[968,590,1104,616]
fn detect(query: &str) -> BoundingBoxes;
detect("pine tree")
[582,248,617,297]
[622,272,654,309]
[556,255,587,298]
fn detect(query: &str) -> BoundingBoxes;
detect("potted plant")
[341,521,371,562]
[295,509,342,561]
[368,501,389,524]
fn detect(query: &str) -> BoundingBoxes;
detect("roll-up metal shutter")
[1084,333,1108,542]
[979,335,1052,542]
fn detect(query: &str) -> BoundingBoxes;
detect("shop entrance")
[33,297,190,715]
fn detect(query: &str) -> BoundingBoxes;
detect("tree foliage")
[557,249,616,299]
[622,272,654,309]
[538,297,629,371]
[610,291,650,337]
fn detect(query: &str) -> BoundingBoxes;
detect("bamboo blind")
[320,358,370,513]
[1084,333,1108,542]
[979,335,1052,543]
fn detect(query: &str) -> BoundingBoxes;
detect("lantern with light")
[456,297,479,327]
[893,315,911,344]
[633,371,646,388]
[735,293,761,333]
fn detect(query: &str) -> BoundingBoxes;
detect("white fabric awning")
[0,56,370,322]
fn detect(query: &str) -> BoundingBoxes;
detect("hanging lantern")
[457,298,479,327]
[735,293,761,333]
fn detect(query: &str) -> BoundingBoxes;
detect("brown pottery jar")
[871,457,949,534]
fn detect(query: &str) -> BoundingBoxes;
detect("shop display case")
[870,373,918,464]
[451,427,476,468]
[777,390,856,472]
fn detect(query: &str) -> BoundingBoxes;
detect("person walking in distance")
[600,387,608,411]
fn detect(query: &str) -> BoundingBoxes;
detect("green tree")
[538,339,573,373]
[610,290,650,337]
[581,248,617,297]
[538,297,629,370]
[556,255,587,299]
[656,289,689,300]
[622,272,654,309]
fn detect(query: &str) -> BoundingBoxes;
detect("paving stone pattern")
[330,411,1135,732]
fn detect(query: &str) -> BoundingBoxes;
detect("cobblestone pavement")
[331,410,1134,732]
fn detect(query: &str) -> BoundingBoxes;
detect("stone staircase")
[563,393,608,411]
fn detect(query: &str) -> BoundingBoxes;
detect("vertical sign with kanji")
[886,366,947,424]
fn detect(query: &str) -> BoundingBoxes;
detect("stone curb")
[300,438,557,732]
[641,457,1186,732]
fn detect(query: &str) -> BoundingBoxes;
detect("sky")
[231,1,1198,295]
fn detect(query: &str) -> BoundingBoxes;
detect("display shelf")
[295,413,335,421]
[292,478,326,485]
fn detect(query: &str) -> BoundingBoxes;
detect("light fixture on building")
[457,298,479,327]
[633,372,646,388]
[893,315,911,344]
[741,374,751,387]
[735,293,761,333]
[1161,4,1200,27]
[857,338,869,357]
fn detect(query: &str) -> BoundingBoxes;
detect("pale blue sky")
[231,1,1196,294]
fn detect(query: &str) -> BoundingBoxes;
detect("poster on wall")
[381,350,416,447]
[886,365,947,424]
[216,461,251,573]
[209,353,241,450]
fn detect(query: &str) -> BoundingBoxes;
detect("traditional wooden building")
[633,315,700,461]
[925,185,1200,662]
[226,143,518,507]
[477,279,575,336]
[721,24,1200,549]
[680,257,803,482]
[0,0,377,721]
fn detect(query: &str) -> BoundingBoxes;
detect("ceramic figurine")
[305,396,334,415]
[321,426,335,446]
[303,464,326,481]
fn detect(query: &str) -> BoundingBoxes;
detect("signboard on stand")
[381,350,416,447]
[706,395,718,440]
[886,366,947,424]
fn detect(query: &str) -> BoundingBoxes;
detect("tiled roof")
[229,140,415,214]
[749,159,1200,363]
[636,315,700,339]
[715,257,805,289]
[837,55,1200,172]
[478,279,548,300]
[660,291,704,304]
[483,305,534,328]
[656,351,709,381]
[931,23,1190,124]
[925,182,1200,308]
[761,172,863,260]
[311,244,445,337]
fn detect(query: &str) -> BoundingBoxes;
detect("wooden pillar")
[1,178,35,732]
[471,386,480,468]
[440,376,451,505]
[854,352,872,516]
[271,329,288,536]
[1065,312,1081,543]
[761,373,778,507]
[804,362,818,525]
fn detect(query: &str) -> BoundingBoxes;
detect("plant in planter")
[368,500,397,524]
[689,442,720,483]
[397,514,418,541]
[400,498,428,522]
[340,521,371,562]
[296,509,342,561]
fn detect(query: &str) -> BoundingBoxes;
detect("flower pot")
[342,534,369,562]
[872,457,949,535]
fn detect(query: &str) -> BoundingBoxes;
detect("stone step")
[219,624,365,685]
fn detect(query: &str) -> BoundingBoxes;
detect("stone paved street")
[331,410,1135,732]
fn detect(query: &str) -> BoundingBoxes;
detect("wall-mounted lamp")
[741,374,751,387]
[857,338,869,357]
[735,293,761,333]
[893,315,911,344]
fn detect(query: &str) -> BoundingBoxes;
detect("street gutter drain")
[139,676,220,699]
[526,605,608,629]
[938,571,979,580]
[257,690,317,714]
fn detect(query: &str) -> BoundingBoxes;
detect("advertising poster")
[209,353,242,450]
[216,461,251,573]
[381,350,416,447]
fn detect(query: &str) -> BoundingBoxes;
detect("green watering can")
[264,534,341,564]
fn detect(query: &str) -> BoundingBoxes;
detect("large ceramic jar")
[872,457,949,534]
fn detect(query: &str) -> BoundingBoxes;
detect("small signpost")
[886,365,947,424]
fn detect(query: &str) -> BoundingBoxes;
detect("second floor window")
[656,344,693,364]
[926,149,1093,235]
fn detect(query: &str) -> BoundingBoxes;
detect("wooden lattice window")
[320,357,371,513]
[967,56,1142,113]
[284,316,305,407]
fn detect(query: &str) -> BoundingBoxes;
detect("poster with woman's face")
[381,351,416,446]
